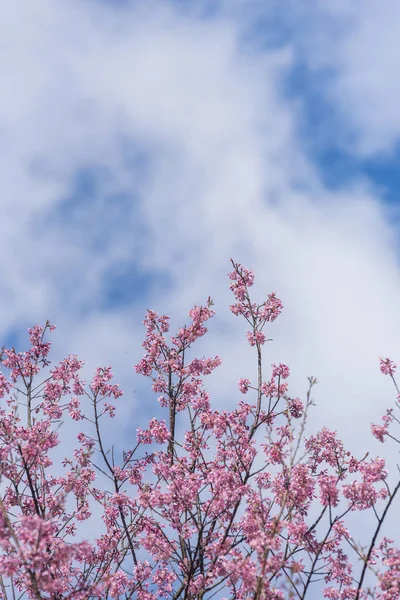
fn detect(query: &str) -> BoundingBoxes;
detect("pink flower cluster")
[0,263,397,599]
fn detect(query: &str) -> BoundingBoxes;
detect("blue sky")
[2,0,400,474]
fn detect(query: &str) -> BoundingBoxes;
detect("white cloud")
[0,0,399,482]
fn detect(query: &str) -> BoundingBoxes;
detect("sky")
[2,0,400,583]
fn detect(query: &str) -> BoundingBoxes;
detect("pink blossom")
[246,331,266,346]
[0,264,397,599]
[379,357,397,376]
[371,424,388,443]
[271,363,290,379]
[238,378,251,394]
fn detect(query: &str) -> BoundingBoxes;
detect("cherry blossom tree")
[0,260,398,599]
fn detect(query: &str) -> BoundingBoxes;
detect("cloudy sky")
[2,0,400,473]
